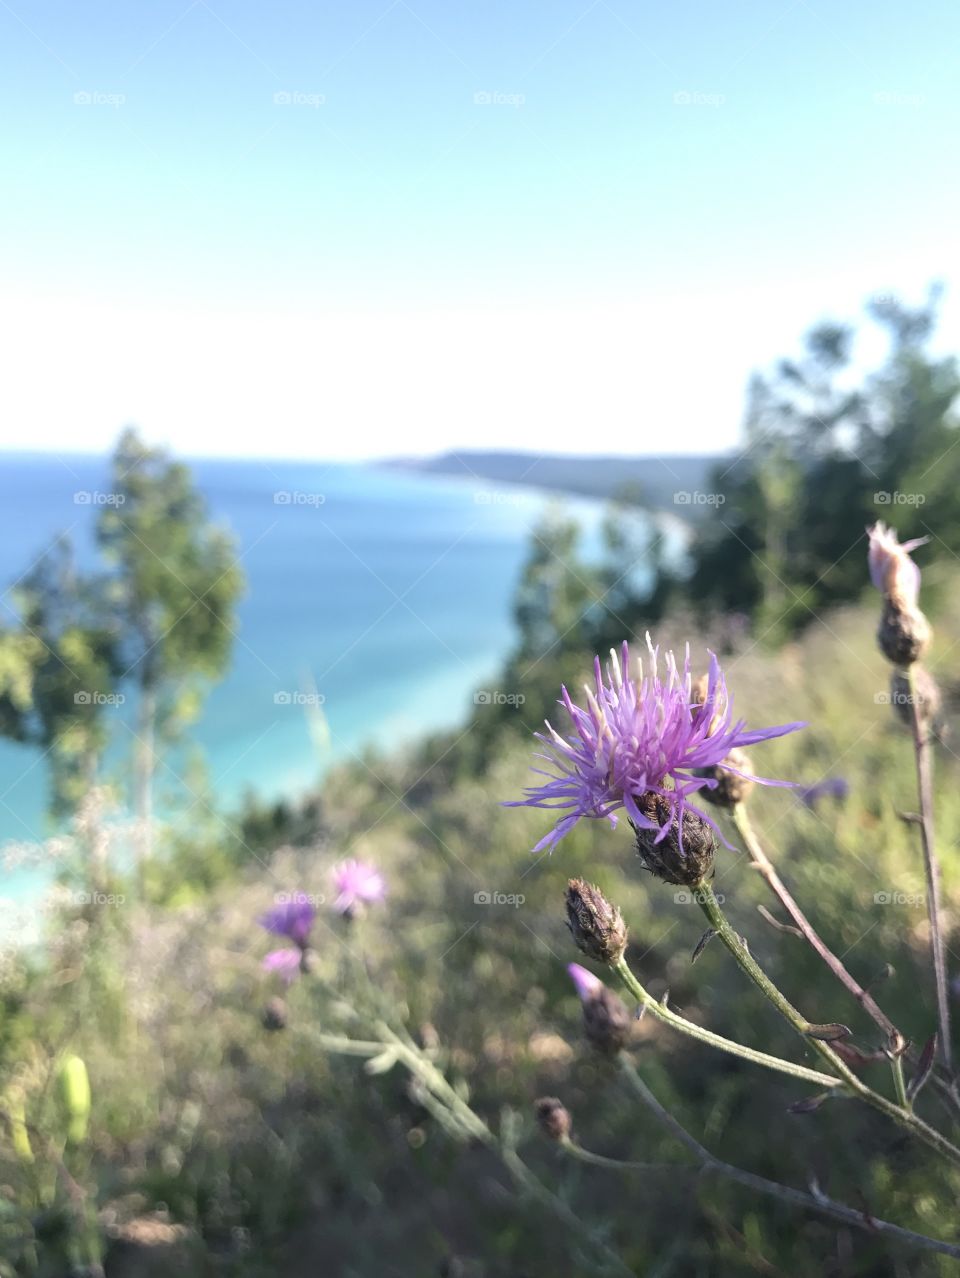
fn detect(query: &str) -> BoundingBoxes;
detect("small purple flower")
[798,776,849,809]
[331,859,386,916]
[262,948,303,984]
[867,522,928,609]
[507,637,803,853]
[258,895,316,980]
[568,962,603,1001]
[258,895,316,948]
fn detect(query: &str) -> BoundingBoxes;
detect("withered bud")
[890,666,942,739]
[582,983,632,1055]
[877,597,931,666]
[261,996,288,1032]
[633,792,716,887]
[534,1096,572,1142]
[565,878,628,965]
[695,746,754,809]
[569,965,632,1055]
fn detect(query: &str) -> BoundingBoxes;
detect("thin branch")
[907,665,954,1077]
[616,1057,960,1262]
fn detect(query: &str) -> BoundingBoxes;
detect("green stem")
[890,1052,910,1110]
[907,664,954,1077]
[612,957,841,1091]
[694,880,960,1169]
[617,1058,960,1263]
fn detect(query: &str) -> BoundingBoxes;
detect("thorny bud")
[695,746,754,809]
[534,1096,572,1142]
[261,996,288,1032]
[565,878,628,965]
[890,666,942,739]
[877,597,931,667]
[633,792,716,887]
[568,963,632,1056]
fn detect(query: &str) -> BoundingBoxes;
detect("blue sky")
[1,0,958,459]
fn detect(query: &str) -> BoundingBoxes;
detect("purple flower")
[798,776,849,809]
[568,962,603,1001]
[258,895,316,947]
[262,948,303,984]
[507,638,803,853]
[867,522,928,609]
[331,859,386,915]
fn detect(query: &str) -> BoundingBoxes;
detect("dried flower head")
[633,792,717,886]
[261,996,288,1032]
[695,746,754,809]
[565,878,628,965]
[568,963,631,1055]
[868,522,928,610]
[507,638,802,853]
[534,1096,572,1142]
[877,596,931,666]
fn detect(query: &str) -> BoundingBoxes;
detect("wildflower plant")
[501,537,960,1263]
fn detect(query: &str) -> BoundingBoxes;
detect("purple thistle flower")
[798,776,849,809]
[258,895,316,948]
[262,948,303,984]
[507,637,803,853]
[331,859,386,915]
[867,522,928,609]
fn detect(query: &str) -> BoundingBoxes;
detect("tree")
[0,537,119,818]
[96,428,244,877]
[672,288,960,634]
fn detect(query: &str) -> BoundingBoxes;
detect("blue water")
[0,453,632,903]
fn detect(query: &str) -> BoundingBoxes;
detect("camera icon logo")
[474,890,492,905]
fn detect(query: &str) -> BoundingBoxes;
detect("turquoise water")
[0,453,633,904]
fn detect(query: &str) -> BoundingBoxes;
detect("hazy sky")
[2,0,958,459]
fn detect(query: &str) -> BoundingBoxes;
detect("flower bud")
[633,792,716,886]
[877,597,931,667]
[565,878,627,965]
[695,746,754,809]
[891,666,942,738]
[56,1054,91,1146]
[568,963,631,1055]
[534,1096,572,1142]
[261,996,288,1032]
